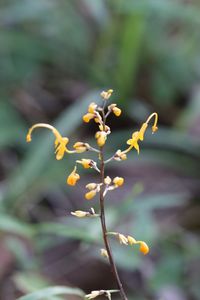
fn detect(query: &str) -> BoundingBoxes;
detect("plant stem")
[99,147,128,300]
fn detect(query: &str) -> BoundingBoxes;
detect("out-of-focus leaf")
[17,286,85,300]
[14,272,51,293]
[0,101,26,147]
[34,222,96,244]
[0,214,34,237]
[115,12,146,100]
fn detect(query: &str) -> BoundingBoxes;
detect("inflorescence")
[26,89,158,300]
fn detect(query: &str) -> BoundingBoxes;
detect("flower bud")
[152,125,158,133]
[104,176,112,185]
[83,113,94,123]
[113,177,124,187]
[100,248,109,259]
[100,89,113,100]
[71,210,87,218]
[114,150,127,161]
[88,102,97,113]
[26,134,31,142]
[67,167,80,186]
[95,131,107,147]
[86,183,97,190]
[85,190,97,200]
[139,241,149,255]
[77,159,93,169]
[73,142,89,153]
[113,106,121,117]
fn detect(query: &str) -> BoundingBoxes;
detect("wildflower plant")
[26,90,158,300]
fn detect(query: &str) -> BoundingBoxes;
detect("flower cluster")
[26,89,158,300]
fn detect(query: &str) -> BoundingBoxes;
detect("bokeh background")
[0,0,200,299]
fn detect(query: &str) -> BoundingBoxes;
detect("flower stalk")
[99,143,128,300]
[26,89,158,300]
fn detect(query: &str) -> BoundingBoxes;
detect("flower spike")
[26,89,157,300]
[26,123,74,160]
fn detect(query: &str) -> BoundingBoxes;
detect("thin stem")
[98,105,128,300]
[99,148,128,300]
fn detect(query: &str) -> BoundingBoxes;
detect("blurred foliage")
[0,0,200,299]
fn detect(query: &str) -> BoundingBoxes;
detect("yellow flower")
[83,113,95,123]
[85,190,97,200]
[126,131,140,154]
[108,103,121,117]
[122,112,158,155]
[77,159,92,169]
[139,241,149,255]
[113,106,121,116]
[26,123,73,160]
[100,89,113,100]
[138,123,148,141]
[95,131,107,147]
[127,235,149,255]
[71,210,87,218]
[88,102,97,113]
[73,142,90,153]
[113,177,124,187]
[67,166,80,186]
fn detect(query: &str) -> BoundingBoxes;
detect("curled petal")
[26,123,71,160]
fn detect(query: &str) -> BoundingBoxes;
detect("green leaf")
[14,272,51,293]
[0,214,34,237]
[17,286,85,300]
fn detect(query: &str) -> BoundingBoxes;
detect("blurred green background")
[0,0,200,299]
